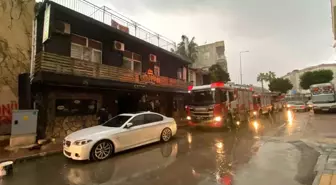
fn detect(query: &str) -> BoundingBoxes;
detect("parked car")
[286,101,309,112]
[63,111,177,161]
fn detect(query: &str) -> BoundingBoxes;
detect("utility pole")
[239,50,249,84]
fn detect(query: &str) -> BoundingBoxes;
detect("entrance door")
[118,92,140,114]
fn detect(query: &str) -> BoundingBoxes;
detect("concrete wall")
[195,41,228,72]
[0,0,35,135]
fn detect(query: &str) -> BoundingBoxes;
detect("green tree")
[268,78,293,93]
[209,63,230,82]
[175,35,198,63]
[299,69,334,89]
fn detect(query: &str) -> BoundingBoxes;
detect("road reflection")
[3,113,287,185]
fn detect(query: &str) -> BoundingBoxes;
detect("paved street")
[2,111,336,185]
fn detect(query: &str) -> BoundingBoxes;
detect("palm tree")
[176,35,198,63]
[257,71,276,92]
[257,73,268,92]
[267,71,276,81]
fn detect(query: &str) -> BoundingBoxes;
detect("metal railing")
[49,0,176,52]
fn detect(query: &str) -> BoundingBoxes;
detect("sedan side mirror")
[125,122,133,129]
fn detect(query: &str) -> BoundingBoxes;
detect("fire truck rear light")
[211,82,224,88]
[188,85,193,91]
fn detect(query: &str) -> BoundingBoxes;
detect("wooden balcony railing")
[34,52,189,90]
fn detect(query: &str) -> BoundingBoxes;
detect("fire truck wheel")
[225,114,234,129]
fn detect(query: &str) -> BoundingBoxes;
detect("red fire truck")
[251,92,273,117]
[186,82,254,128]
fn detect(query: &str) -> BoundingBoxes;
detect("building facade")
[32,0,190,138]
[0,0,35,136]
[194,41,228,71]
[281,63,336,94]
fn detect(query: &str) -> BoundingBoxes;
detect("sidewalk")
[0,140,63,163]
[312,143,336,185]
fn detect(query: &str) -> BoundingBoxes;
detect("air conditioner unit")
[55,21,71,34]
[149,54,157,62]
[114,41,125,51]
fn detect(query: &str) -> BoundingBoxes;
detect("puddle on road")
[233,141,319,185]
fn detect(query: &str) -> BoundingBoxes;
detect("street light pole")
[239,50,249,84]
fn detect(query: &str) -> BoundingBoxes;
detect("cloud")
[95,0,334,85]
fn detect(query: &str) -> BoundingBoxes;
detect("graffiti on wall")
[0,101,18,125]
[0,0,34,135]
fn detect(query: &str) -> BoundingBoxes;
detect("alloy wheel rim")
[162,129,171,141]
[94,142,112,159]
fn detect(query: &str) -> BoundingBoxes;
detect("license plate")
[322,108,329,111]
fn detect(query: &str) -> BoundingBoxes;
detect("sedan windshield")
[191,90,215,105]
[103,115,131,127]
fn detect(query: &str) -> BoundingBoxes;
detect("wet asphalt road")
[1,111,323,185]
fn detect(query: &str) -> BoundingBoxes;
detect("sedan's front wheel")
[91,140,113,161]
[161,128,172,142]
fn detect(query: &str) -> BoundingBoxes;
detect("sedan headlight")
[73,139,92,146]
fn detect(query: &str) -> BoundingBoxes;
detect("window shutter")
[83,47,92,61]
[71,43,82,59]
[92,50,102,63]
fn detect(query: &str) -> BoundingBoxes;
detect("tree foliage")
[175,35,198,63]
[257,71,276,91]
[268,78,293,93]
[209,63,230,82]
[299,70,334,89]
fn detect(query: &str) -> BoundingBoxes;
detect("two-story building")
[31,0,190,138]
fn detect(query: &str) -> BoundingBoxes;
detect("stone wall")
[0,0,34,135]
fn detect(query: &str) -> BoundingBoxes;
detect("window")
[129,115,145,126]
[177,68,182,79]
[134,61,142,73]
[228,91,234,102]
[154,65,160,76]
[103,115,131,127]
[122,51,142,72]
[70,34,102,63]
[122,58,133,70]
[55,99,97,116]
[145,114,163,123]
[218,89,227,102]
[216,46,225,59]
[203,52,210,60]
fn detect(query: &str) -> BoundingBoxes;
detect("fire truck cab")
[186,82,254,128]
[252,92,273,116]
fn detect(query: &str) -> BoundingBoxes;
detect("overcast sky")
[91,0,334,85]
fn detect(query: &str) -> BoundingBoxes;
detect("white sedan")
[63,111,177,161]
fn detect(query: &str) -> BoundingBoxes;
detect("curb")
[0,149,62,164]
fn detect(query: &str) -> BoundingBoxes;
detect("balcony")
[33,52,189,90]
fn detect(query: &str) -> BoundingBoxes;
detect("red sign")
[111,20,129,33]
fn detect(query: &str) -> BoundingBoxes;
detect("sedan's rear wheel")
[161,128,172,142]
[91,140,113,161]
